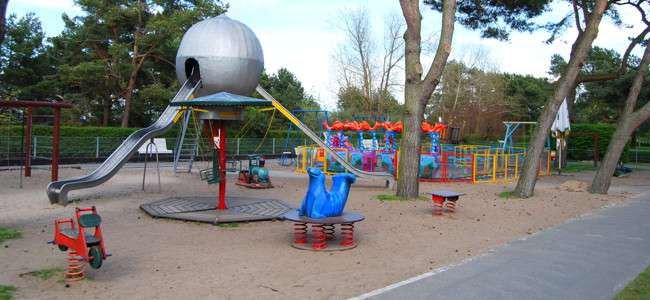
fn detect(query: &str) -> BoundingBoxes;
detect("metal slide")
[256,86,394,181]
[47,74,202,205]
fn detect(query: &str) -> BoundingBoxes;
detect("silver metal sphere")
[175,15,264,96]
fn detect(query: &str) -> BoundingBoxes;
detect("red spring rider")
[51,206,108,270]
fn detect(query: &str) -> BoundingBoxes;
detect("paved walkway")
[354,193,650,300]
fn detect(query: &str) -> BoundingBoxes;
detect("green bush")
[568,123,629,162]
[0,125,182,138]
[0,125,299,139]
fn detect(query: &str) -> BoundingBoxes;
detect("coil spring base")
[291,222,358,251]
[445,200,457,213]
[293,223,308,244]
[432,196,445,215]
[324,224,335,240]
[340,223,355,247]
[65,251,85,283]
[433,201,444,215]
[311,224,327,250]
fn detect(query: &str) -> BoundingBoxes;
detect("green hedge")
[0,125,300,139]
[568,123,629,162]
[0,125,160,138]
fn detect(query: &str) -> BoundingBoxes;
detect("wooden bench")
[427,190,465,215]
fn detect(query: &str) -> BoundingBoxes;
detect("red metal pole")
[24,107,32,177]
[441,152,448,181]
[52,108,61,181]
[218,121,227,210]
[209,120,228,210]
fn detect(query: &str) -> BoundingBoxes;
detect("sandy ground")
[0,161,648,300]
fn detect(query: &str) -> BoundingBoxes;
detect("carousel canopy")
[171,92,271,108]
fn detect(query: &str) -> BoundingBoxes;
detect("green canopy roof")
[171,92,272,107]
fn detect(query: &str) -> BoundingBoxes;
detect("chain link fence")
[2,134,649,167]
[0,135,312,164]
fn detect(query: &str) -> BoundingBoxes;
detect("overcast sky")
[8,0,646,109]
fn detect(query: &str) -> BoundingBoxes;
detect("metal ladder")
[173,109,199,173]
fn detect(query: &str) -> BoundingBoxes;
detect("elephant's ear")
[308,167,321,177]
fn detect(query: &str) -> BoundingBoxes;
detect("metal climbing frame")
[173,108,200,173]
[502,121,536,152]
[502,121,553,152]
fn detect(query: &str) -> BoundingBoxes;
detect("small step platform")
[140,196,293,224]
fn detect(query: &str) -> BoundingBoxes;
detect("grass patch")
[215,223,239,228]
[375,194,404,201]
[0,228,21,244]
[20,268,63,280]
[615,265,650,300]
[498,191,516,199]
[560,162,598,173]
[0,285,16,300]
[375,194,429,201]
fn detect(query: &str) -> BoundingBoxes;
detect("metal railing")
[0,136,312,161]
[1,135,649,165]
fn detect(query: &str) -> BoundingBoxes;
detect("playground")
[2,3,650,299]
[0,163,646,299]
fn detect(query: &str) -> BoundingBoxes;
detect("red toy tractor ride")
[51,206,108,269]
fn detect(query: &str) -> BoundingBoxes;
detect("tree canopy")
[424,0,551,40]
[0,0,229,127]
[0,13,54,99]
[550,46,650,123]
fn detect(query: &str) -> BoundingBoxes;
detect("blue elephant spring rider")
[284,168,365,251]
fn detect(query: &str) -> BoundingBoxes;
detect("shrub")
[568,123,629,162]
[0,125,181,138]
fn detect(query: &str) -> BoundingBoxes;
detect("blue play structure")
[502,121,551,153]
[299,168,356,219]
[383,130,398,151]
[353,116,386,151]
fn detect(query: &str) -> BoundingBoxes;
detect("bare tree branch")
[421,0,456,103]
[577,11,650,83]
[572,0,584,33]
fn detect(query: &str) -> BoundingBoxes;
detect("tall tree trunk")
[398,83,424,198]
[590,43,650,194]
[122,2,144,128]
[121,74,137,127]
[0,0,8,46]
[567,82,577,122]
[397,0,455,198]
[397,0,425,199]
[102,97,111,126]
[514,0,608,198]
[120,52,147,127]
